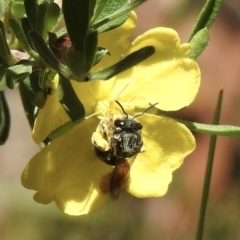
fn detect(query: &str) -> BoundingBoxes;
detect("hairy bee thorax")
[91,101,144,164]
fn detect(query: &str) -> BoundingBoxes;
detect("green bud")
[189,28,210,60]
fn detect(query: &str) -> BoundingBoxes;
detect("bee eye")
[136,123,142,130]
[114,119,125,128]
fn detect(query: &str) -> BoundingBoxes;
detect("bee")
[92,101,157,198]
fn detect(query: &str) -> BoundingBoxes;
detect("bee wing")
[110,160,130,199]
[110,152,140,199]
[100,152,140,199]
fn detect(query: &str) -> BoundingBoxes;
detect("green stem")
[195,89,223,240]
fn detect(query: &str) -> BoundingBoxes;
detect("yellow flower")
[21,12,200,215]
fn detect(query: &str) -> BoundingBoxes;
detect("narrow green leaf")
[6,63,32,80]
[0,91,10,145]
[92,0,147,33]
[6,74,18,89]
[90,0,109,24]
[188,0,224,42]
[62,0,93,53]
[189,28,210,60]
[90,0,97,19]
[61,49,85,80]
[43,3,60,38]
[55,27,68,39]
[36,2,61,39]
[57,76,85,122]
[23,71,41,94]
[0,20,13,65]
[178,120,240,137]
[196,89,223,240]
[8,18,39,59]
[93,47,109,66]
[27,30,70,78]
[47,31,58,47]
[48,118,84,141]
[36,2,48,36]
[21,18,37,52]
[24,0,38,29]
[91,0,128,32]
[85,30,98,74]
[88,46,155,80]
[34,89,48,108]
[0,62,8,87]
[19,80,36,128]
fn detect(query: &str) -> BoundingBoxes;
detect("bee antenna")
[115,100,128,118]
[133,102,158,119]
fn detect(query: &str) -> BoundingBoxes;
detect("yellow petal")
[127,114,195,197]
[98,11,137,68]
[33,79,96,144]
[87,77,116,100]
[23,117,112,215]
[86,12,137,100]
[111,27,200,111]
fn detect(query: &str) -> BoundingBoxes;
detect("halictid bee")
[92,101,157,199]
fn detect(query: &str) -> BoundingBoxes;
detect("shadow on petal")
[112,28,200,111]
[22,117,112,215]
[127,114,195,198]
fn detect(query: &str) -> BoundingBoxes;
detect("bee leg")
[91,132,110,151]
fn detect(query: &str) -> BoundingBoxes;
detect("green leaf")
[43,2,60,38]
[90,0,97,18]
[24,0,38,30]
[90,0,109,24]
[34,88,48,108]
[91,0,128,32]
[47,31,58,47]
[92,0,147,33]
[93,47,109,66]
[8,18,39,59]
[6,74,18,89]
[188,0,224,42]
[0,62,8,87]
[36,2,60,39]
[5,60,33,89]
[62,0,95,54]
[88,46,155,80]
[27,30,70,78]
[0,20,13,65]
[19,80,36,128]
[21,18,37,52]
[48,118,84,141]
[85,30,98,74]
[6,62,32,80]
[178,120,240,137]
[55,27,68,39]
[61,49,85,80]
[189,28,210,60]
[11,1,26,18]
[57,76,85,122]
[0,91,10,145]
[36,2,48,36]
[23,71,41,94]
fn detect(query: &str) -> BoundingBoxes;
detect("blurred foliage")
[1,181,240,240]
